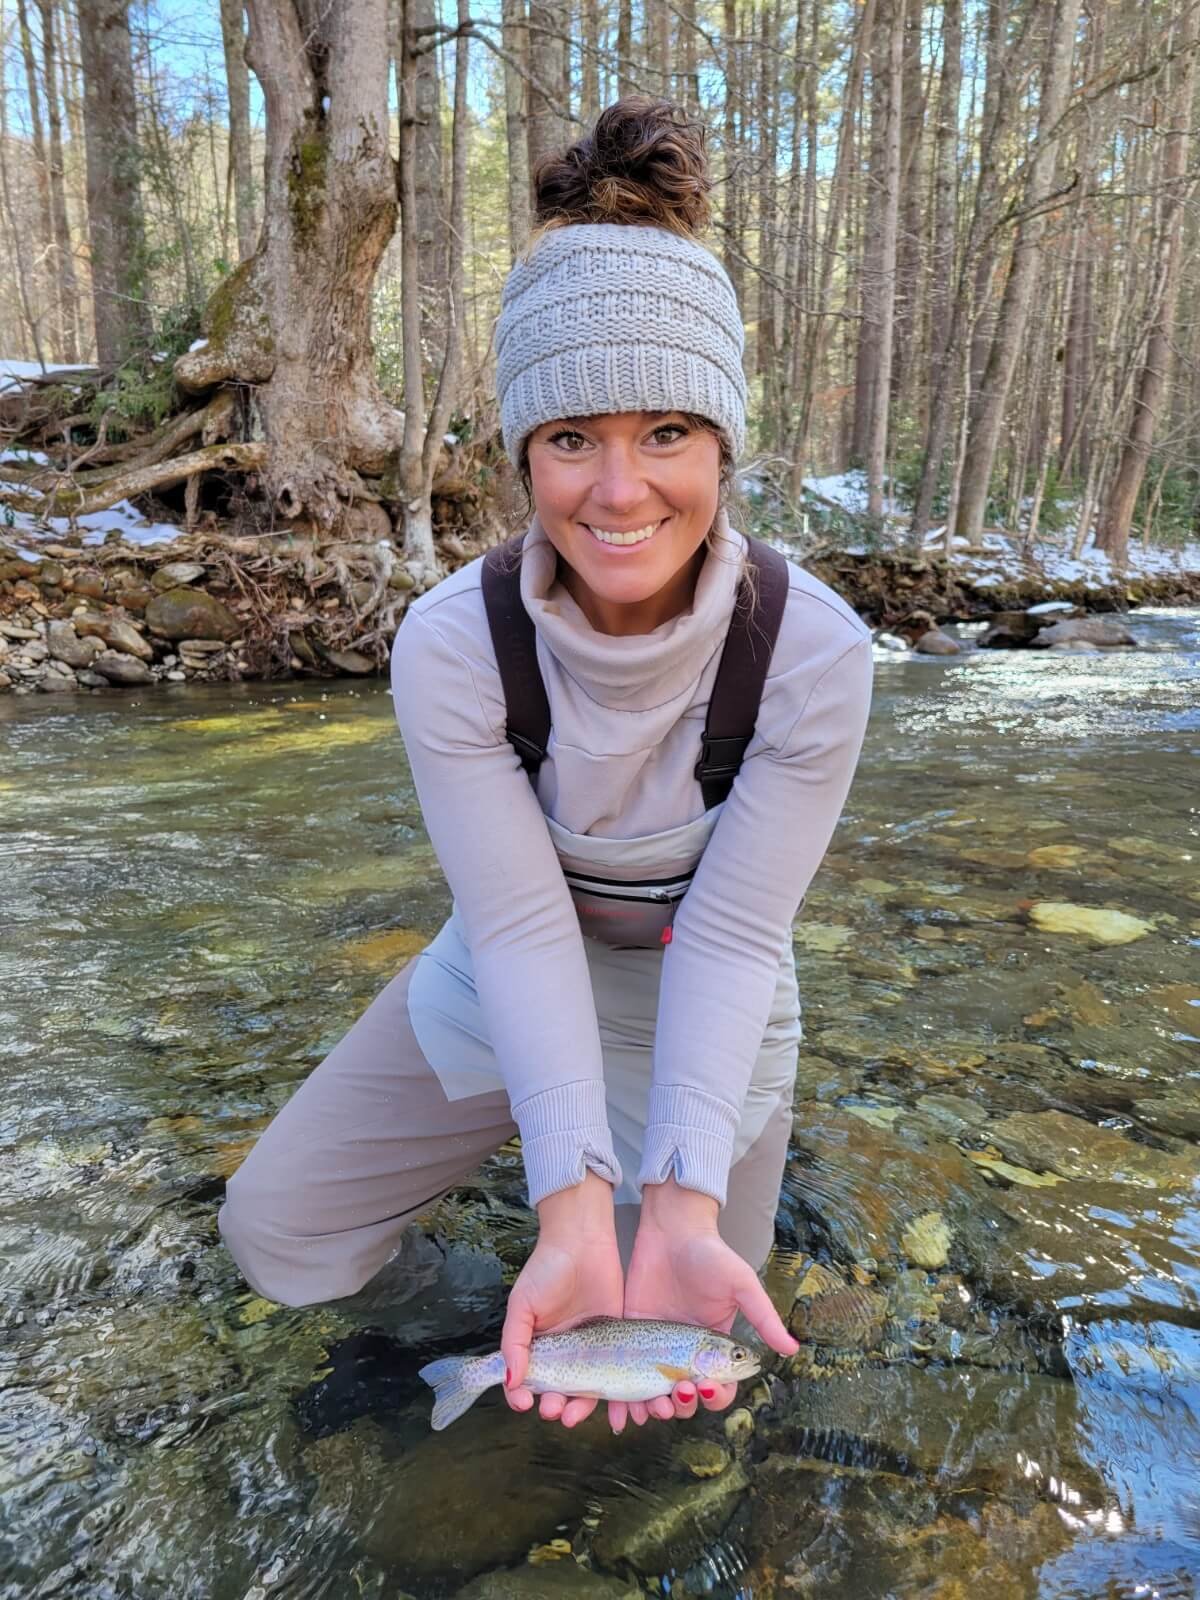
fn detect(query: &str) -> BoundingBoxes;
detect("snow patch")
[188,338,209,353]
[0,358,91,393]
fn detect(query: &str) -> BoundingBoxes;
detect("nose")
[590,440,649,518]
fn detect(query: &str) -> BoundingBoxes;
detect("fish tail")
[418,1351,504,1430]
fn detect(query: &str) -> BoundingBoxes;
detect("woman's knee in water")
[218,1165,367,1308]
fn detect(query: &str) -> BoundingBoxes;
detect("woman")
[219,97,873,1436]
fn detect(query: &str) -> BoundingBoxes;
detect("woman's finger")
[628,1400,649,1426]
[696,1379,737,1412]
[672,1382,698,1419]
[504,1383,535,1412]
[539,1390,567,1421]
[735,1270,801,1357]
[647,1395,675,1421]
[608,1400,629,1433]
[500,1295,536,1391]
[560,1396,598,1427]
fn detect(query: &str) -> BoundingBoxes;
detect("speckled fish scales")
[418,1315,761,1430]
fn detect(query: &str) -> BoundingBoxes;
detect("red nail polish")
[698,1384,716,1399]
[677,1387,695,1402]
[505,1366,512,1388]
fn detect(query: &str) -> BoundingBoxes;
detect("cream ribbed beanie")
[494,221,747,469]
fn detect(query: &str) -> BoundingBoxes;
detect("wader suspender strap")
[481,536,551,779]
[480,533,790,803]
[694,537,790,808]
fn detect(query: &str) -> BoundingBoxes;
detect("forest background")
[1,0,1198,674]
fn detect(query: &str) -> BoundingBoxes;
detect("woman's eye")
[548,430,586,450]
[652,425,687,445]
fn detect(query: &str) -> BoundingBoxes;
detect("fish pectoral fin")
[655,1364,691,1384]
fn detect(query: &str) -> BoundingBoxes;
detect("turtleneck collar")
[518,510,746,710]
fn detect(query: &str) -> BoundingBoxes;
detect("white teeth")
[586,520,662,546]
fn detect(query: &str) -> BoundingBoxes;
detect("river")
[2,609,1198,1599]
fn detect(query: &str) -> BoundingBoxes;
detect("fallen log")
[0,441,267,520]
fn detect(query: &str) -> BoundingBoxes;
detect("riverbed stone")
[1033,615,1137,648]
[144,587,240,641]
[914,628,961,655]
[46,620,105,668]
[36,667,79,692]
[456,1566,638,1600]
[64,567,106,599]
[978,610,1043,648]
[1027,900,1153,944]
[591,1461,748,1574]
[150,561,207,590]
[91,650,154,686]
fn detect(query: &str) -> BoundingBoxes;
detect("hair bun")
[533,95,712,240]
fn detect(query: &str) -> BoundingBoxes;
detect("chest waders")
[481,532,790,949]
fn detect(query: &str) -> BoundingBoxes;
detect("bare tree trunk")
[649,0,671,93]
[15,0,55,351]
[850,2,884,466]
[1095,0,1199,564]
[38,0,80,360]
[954,0,1082,544]
[890,0,925,414]
[410,0,449,369]
[786,0,876,494]
[140,30,203,310]
[580,0,600,123]
[721,0,743,305]
[0,0,45,363]
[219,0,257,261]
[865,0,902,519]
[678,0,699,116]
[528,0,569,192]
[392,0,470,575]
[175,0,404,527]
[76,0,152,363]
[909,0,1034,546]
[913,0,960,541]
[616,0,633,98]
[502,0,532,256]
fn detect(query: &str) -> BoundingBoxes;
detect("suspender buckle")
[508,728,548,775]
[694,733,750,784]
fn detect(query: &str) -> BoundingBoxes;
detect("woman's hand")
[614,1175,798,1431]
[501,1170,625,1429]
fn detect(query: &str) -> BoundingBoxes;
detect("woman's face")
[525,410,722,633]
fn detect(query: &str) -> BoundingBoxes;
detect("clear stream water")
[1,610,1198,1600]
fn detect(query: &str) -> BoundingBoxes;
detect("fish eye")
[732,1347,747,1361]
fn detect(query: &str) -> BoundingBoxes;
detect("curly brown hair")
[523,93,713,249]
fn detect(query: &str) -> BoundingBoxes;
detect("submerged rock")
[900,1211,953,1270]
[1033,616,1137,648]
[456,1565,638,1600]
[1027,901,1154,944]
[590,1460,748,1575]
[914,628,961,656]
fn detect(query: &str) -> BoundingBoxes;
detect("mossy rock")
[144,587,241,642]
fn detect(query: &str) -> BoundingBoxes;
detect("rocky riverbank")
[2,526,1198,697]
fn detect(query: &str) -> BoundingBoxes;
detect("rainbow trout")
[419,1315,761,1430]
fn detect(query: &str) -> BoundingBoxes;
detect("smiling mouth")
[581,516,670,548]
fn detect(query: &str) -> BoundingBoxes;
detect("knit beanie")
[495,220,748,469]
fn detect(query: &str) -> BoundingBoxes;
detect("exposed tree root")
[1,442,267,518]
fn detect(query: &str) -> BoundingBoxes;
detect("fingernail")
[505,1366,512,1388]
[677,1387,695,1402]
[698,1384,716,1399]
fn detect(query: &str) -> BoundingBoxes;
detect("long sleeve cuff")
[636,1084,739,1207]
[511,1079,623,1209]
